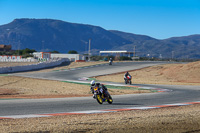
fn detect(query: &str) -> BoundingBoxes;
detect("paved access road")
[0,61,199,116]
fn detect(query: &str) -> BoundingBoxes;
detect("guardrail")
[0,58,69,74]
[0,59,37,62]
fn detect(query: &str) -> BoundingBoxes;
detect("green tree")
[90,55,104,61]
[22,48,36,55]
[119,56,132,61]
[68,50,78,54]
[50,50,60,53]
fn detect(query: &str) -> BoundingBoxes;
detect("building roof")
[0,45,5,48]
[0,45,11,49]
[100,50,134,54]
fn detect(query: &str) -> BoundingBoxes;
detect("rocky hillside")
[110,30,200,59]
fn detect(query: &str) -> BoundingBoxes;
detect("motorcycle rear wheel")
[107,95,113,104]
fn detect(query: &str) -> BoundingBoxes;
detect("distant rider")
[124,71,131,80]
[109,58,113,65]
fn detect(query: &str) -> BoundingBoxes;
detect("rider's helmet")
[125,72,129,77]
[90,80,95,86]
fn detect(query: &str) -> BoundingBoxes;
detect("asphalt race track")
[0,61,199,117]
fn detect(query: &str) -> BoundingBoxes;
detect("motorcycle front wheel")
[96,94,103,104]
[125,80,127,84]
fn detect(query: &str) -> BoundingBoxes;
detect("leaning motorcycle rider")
[101,84,108,97]
[90,80,108,98]
[90,80,96,98]
[90,80,102,98]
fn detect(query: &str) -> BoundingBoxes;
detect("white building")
[33,52,86,62]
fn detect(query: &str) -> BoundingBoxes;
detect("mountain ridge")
[0,18,199,58]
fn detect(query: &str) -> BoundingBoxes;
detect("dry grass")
[0,104,199,133]
[95,61,200,86]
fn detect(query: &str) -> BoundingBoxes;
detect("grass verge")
[61,81,157,92]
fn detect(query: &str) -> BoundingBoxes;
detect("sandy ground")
[0,61,200,132]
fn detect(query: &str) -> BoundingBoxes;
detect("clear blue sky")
[0,0,200,39]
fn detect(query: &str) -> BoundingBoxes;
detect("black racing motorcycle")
[93,84,113,104]
[109,60,112,65]
[124,75,132,85]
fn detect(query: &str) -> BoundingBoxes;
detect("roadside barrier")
[0,59,37,62]
[0,58,69,74]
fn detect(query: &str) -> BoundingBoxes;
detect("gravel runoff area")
[0,104,199,132]
[0,61,200,132]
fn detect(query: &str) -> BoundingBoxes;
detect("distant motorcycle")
[93,84,113,104]
[109,60,112,65]
[124,75,132,85]
[109,58,113,65]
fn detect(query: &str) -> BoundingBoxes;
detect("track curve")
[0,61,199,117]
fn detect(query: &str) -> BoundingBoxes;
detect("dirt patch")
[0,88,19,96]
[95,61,200,86]
[0,104,199,132]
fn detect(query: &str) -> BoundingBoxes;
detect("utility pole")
[18,40,21,56]
[42,40,45,52]
[88,39,91,61]
[133,45,136,57]
[172,51,174,60]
